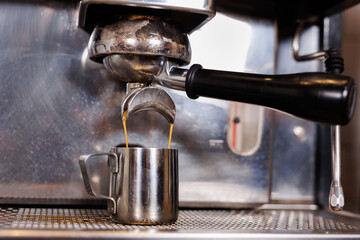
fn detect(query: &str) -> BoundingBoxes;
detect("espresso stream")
[122,111,174,149]
[122,111,129,148]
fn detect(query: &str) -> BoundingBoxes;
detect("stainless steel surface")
[292,20,328,61]
[121,86,176,123]
[0,207,359,239]
[258,204,319,210]
[112,147,178,224]
[89,15,191,67]
[103,55,166,84]
[154,60,187,91]
[0,0,112,202]
[93,15,192,86]
[78,0,215,34]
[104,55,188,90]
[272,24,320,202]
[215,0,360,22]
[0,2,358,240]
[79,153,119,214]
[80,148,178,224]
[0,1,275,207]
[330,125,345,211]
[178,13,274,207]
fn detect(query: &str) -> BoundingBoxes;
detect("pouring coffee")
[79,83,178,224]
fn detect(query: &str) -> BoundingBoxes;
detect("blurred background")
[342,3,360,214]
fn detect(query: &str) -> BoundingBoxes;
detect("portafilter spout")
[122,85,176,124]
[88,15,356,126]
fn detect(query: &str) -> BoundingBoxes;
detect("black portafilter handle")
[185,64,357,125]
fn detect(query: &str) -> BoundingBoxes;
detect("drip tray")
[0,207,359,239]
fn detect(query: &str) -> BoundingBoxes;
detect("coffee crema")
[122,111,174,149]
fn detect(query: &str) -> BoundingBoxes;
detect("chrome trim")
[154,60,187,91]
[292,20,327,61]
[79,0,215,34]
[258,204,318,210]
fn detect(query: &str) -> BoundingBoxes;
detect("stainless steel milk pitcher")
[79,147,178,225]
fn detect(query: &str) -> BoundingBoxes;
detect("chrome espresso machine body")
[0,0,360,238]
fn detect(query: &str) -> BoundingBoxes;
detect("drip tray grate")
[0,207,358,232]
[0,207,360,239]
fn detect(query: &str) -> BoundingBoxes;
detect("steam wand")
[326,49,346,211]
[330,125,344,211]
[293,20,347,211]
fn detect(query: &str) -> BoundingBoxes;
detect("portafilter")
[88,15,356,125]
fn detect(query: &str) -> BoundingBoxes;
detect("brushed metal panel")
[0,1,275,207]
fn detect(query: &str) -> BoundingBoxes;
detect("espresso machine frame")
[0,0,360,238]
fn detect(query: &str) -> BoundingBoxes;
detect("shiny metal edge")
[79,0,215,33]
[179,201,263,209]
[0,230,359,239]
[257,204,319,211]
[334,211,360,220]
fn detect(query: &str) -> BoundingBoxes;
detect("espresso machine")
[0,0,360,238]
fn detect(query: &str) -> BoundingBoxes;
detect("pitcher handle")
[79,153,118,214]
